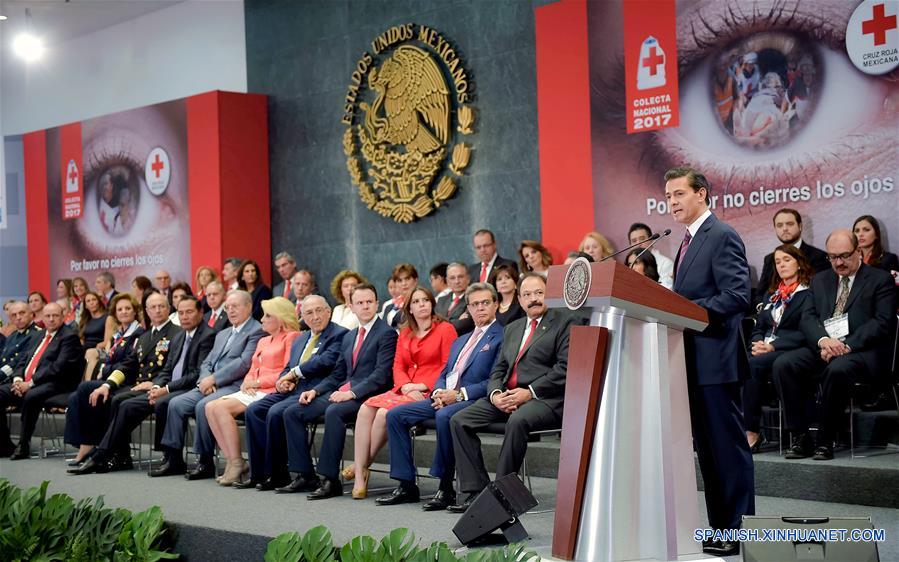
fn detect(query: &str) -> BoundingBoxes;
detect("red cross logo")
[862,3,897,46]
[151,153,165,178]
[643,46,664,76]
[68,167,78,183]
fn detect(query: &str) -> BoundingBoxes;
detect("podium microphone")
[600,231,665,263]
[629,229,672,267]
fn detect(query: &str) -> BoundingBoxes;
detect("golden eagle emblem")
[343,29,475,223]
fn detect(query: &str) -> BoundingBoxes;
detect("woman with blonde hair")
[578,231,615,262]
[206,297,301,486]
[330,270,368,330]
[194,266,219,302]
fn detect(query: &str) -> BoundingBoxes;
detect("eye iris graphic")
[710,32,822,150]
[96,164,141,237]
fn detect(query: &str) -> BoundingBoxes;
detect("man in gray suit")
[449,273,572,512]
[435,263,474,335]
[161,290,265,480]
[272,251,299,302]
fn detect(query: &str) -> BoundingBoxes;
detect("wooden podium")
[546,260,709,562]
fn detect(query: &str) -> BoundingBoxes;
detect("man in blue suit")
[161,290,265,480]
[237,295,348,490]
[666,167,754,557]
[276,283,398,499]
[378,283,504,509]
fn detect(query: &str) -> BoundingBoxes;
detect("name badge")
[824,314,849,340]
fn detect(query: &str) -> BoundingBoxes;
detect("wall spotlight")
[13,33,44,62]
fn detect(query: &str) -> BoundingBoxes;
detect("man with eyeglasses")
[238,295,347,491]
[378,282,505,509]
[467,229,517,286]
[448,273,572,513]
[774,228,895,461]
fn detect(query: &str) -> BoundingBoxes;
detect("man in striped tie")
[449,274,572,513]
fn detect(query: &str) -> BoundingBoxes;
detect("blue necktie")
[171,334,192,382]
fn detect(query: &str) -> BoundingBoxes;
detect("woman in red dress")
[350,287,456,499]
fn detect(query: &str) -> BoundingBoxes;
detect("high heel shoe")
[340,464,355,481]
[219,458,249,486]
[351,467,371,500]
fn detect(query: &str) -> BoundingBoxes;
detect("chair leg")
[849,396,855,460]
[778,400,783,456]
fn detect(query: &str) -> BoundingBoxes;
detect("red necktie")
[676,231,692,272]
[207,311,216,328]
[24,333,53,382]
[352,326,366,368]
[449,294,461,313]
[283,280,291,298]
[508,319,538,389]
[480,263,488,283]
[296,301,302,317]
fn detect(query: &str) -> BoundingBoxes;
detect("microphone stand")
[600,233,662,263]
[629,229,672,268]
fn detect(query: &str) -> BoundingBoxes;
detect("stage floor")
[1,455,896,562]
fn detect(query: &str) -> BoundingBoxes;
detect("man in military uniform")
[0,302,42,383]
[68,293,181,474]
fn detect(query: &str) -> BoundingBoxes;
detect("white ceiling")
[0,0,182,44]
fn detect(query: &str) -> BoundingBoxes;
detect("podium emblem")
[563,257,591,310]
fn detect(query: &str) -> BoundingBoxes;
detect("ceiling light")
[0,15,8,21]
[13,33,44,62]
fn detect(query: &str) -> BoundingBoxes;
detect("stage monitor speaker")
[742,516,880,562]
[452,473,538,547]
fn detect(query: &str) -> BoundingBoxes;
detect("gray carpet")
[1,456,896,562]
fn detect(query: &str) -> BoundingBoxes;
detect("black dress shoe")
[307,478,343,500]
[0,441,15,458]
[148,461,186,477]
[232,479,262,489]
[107,454,134,472]
[257,476,291,491]
[446,492,478,513]
[275,475,319,494]
[813,445,834,460]
[748,432,768,454]
[702,539,740,556]
[185,462,216,480]
[9,444,31,461]
[784,433,813,459]
[376,484,421,506]
[422,490,456,511]
[68,457,110,475]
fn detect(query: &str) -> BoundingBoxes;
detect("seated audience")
[754,208,830,309]
[330,270,367,330]
[273,251,299,302]
[1,303,84,459]
[194,266,218,304]
[205,297,300,486]
[155,270,173,302]
[28,291,48,328]
[291,269,317,317]
[436,263,474,335]
[238,259,273,321]
[65,293,179,468]
[381,283,503,509]
[853,214,899,273]
[349,287,456,499]
[222,257,243,291]
[563,251,594,265]
[71,277,89,325]
[276,283,397,498]
[94,271,118,307]
[78,292,108,350]
[130,276,153,301]
[628,222,674,288]
[773,229,895,460]
[468,229,517,284]
[429,263,451,300]
[0,302,42,382]
[518,240,553,277]
[167,282,193,326]
[239,295,348,490]
[57,279,76,325]
[380,264,418,330]
[1,300,17,339]
[67,293,180,474]
[490,264,525,326]
[203,281,230,333]
[163,290,265,480]
[579,231,615,262]
[743,245,813,452]
[626,249,661,283]
[449,274,571,512]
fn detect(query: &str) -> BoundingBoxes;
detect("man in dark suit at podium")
[449,273,571,513]
[666,167,754,557]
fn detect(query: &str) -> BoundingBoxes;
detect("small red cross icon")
[862,3,897,47]
[151,154,165,178]
[643,46,664,76]
[68,167,78,183]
